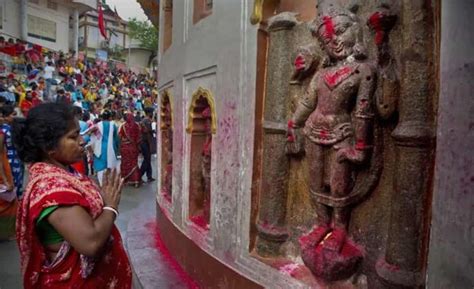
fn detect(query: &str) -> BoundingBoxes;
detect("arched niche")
[186,87,217,231]
[160,90,173,202]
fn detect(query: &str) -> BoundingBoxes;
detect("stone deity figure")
[201,107,212,222]
[288,2,376,257]
[162,101,173,198]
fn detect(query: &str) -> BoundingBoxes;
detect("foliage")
[109,44,125,61]
[127,17,158,52]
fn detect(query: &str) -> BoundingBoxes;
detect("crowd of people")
[0,38,161,288]
[0,42,159,239]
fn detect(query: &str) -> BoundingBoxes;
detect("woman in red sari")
[13,103,131,289]
[119,113,142,188]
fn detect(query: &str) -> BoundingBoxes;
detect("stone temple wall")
[154,0,469,288]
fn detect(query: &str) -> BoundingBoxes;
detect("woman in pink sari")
[119,113,142,187]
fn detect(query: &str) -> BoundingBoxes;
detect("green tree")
[128,17,158,53]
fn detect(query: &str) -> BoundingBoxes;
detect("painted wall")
[427,1,474,288]
[0,0,73,52]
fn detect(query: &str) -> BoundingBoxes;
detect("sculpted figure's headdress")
[311,0,366,62]
[312,0,359,37]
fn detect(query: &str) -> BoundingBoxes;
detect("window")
[193,0,212,24]
[0,5,3,30]
[29,0,39,4]
[164,0,173,10]
[47,0,57,10]
[163,0,172,52]
[28,15,57,42]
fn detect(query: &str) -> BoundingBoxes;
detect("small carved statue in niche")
[161,99,173,199]
[287,1,376,280]
[201,107,212,222]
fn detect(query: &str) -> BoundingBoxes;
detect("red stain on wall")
[190,215,210,231]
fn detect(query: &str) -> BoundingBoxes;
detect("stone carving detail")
[367,3,399,119]
[251,0,438,287]
[286,1,388,281]
[200,107,212,223]
[160,91,173,202]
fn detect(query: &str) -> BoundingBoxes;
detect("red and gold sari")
[119,115,141,185]
[17,162,132,289]
[0,148,17,240]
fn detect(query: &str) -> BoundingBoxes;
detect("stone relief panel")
[186,87,217,232]
[251,0,437,288]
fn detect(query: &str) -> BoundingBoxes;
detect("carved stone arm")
[291,75,318,128]
[353,64,376,150]
[336,64,376,165]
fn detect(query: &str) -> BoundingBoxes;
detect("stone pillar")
[376,1,436,287]
[255,12,297,257]
[73,8,80,59]
[20,0,28,41]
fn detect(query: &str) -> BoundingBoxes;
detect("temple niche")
[160,91,173,202]
[186,87,216,231]
[251,0,436,288]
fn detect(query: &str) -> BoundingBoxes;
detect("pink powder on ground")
[145,221,201,289]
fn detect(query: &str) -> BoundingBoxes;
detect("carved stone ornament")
[186,87,217,135]
[160,90,173,201]
[160,90,173,131]
[286,0,390,281]
[250,0,265,25]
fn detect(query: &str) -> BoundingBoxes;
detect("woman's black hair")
[101,110,112,120]
[1,104,15,117]
[12,103,76,163]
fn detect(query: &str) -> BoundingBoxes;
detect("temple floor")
[0,159,193,289]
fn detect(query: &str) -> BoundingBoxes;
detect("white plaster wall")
[0,0,72,52]
[128,48,153,71]
[157,1,309,288]
[72,0,95,10]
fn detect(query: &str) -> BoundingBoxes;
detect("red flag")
[98,2,107,39]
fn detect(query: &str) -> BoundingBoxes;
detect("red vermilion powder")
[323,16,335,40]
[369,12,384,46]
[145,221,201,289]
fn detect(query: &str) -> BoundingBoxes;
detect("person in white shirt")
[43,62,55,100]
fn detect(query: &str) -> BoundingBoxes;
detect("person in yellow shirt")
[77,61,84,72]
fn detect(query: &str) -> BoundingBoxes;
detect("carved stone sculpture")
[161,96,173,200]
[287,1,376,280]
[201,107,212,222]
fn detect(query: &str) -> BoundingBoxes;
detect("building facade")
[79,6,127,61]
[0,0,95,53]
[79,6,155,73]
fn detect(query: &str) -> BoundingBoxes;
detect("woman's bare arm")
[47,169,123,257]
[47,205,116,257]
